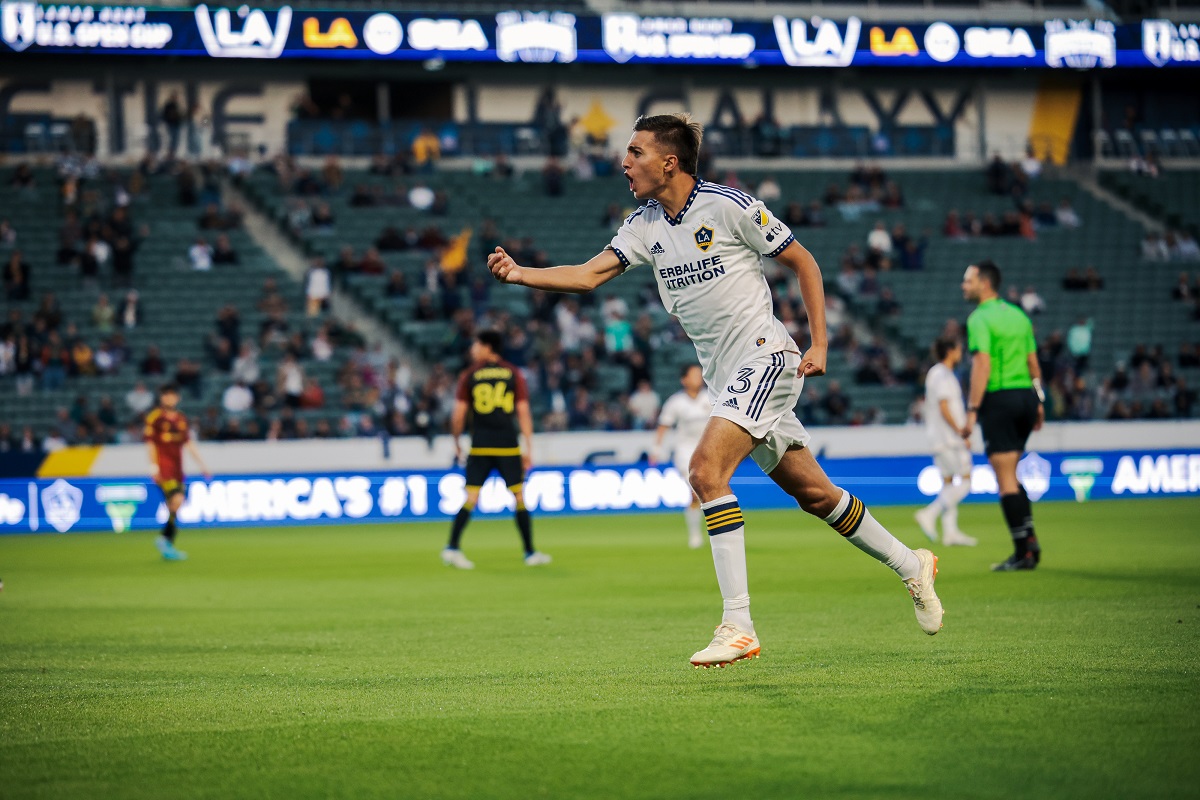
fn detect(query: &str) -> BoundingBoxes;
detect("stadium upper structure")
[1,0,1198,68]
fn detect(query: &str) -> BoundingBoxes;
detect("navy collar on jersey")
[662,179,703,227]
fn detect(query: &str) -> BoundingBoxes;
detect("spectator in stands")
[42,427,67,453]
[1062,268,1088,291]
[310,202,336,233]
[986,153,1009,196]
[376,225,411,252]
[1175,377,1196,418]
[1171,272,1192,301]
[300,377,325,409]
[784,202,805,228]
[867,221,892,255]
[139,344,165,376]
[222,379,254,416]
[1174,231,1200,261]
[34,292,62,331]
[305,257,331,316]
[3,249,31,301]
[277,354,305,408]
[256,279,288,315]
[1067,317,1094,372]
[750,113,782,157]
[0,218,15,249]
[211,234,238,266]
[412,128,441,172]
[1179,342,1200,368]
[626,379,660,429]
[430,190,450,216]
[756,175,782,203]
[898,234,927,271]
[380,270,409,301]
[160,91,184,157]
[542,157,565,197]
[175,358,203,399]
[356,247,386,275]
[881,181,905,209]
[1020,146,1043,181]
[1056,198,1081,228]
[1020,286,1046,315]
[10,164,35,190]
[189,236,213,271]
[70,337,96,376]
[40,333,69,390]
[1141,232,1169,261]
[821,380,851,424]
[408,182,435,211]
[876,287,901,317]
[126,380,155,417]
[1084,266,1105,291]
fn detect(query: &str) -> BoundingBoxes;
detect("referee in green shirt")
[961,260,1045,571]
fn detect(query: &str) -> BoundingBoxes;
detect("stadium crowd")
[2,140,1198,453]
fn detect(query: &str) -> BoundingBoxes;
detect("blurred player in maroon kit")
[144,383,211,560]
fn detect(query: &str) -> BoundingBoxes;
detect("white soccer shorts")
[933,444,973,479]
[711,349,811,474]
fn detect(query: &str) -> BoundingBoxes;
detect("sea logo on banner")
[1143,19,1200,66]
[923,22,960,63]
[41,479,83,533]
[195,4,292,59]
[773,15,861,67]
[1044,19,1116,68]
[496,10,576,63]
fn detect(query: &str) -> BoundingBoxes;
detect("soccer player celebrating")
[443,330,550,569]
[144,383,211,561]
[650,363,712,549]
[488,113,942,668]
[961,260,1045,571]
[915,337,977,547]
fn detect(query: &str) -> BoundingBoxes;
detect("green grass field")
[2,498,1198,799]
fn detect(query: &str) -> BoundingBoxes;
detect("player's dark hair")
[934,337,960,361]
[974,259,1002,290]
[633,113,703,177]
[158,382,180,396]
[476,329,503,355]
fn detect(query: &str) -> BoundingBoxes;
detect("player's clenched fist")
[488,246,524,284]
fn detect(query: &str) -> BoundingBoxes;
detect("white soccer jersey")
[609,180,799,395]
[924,363,966,450]
[659,390,712,451]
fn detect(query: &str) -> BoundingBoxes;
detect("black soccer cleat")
[991,553,1037,572]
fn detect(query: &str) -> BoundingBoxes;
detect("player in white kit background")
[487,113,944,668]
[650,363,712,549]
[915,337,978,547]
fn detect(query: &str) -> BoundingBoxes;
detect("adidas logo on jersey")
[720,397,739,410]
[650,241,665,255]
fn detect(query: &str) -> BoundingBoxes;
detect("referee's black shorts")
[465,453,524,490]
[978,389,1039,455]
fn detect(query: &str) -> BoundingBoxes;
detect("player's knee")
[687,456,724,501]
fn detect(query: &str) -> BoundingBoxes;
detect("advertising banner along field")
[1,448,1196,534]
[1,4,1198,68]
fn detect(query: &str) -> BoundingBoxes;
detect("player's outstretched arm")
[517,400,534,472]
[775,240,828,377]
[487,246,623,294]
[185,440,212,481]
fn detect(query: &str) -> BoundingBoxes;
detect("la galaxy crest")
[694,225,714,252]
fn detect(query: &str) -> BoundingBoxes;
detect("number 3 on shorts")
[727,367,754,394]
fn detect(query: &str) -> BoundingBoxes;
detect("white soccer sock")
[702,494,753,632]
[684,506,702,540]
[941,480,972,532]
[825,489,921,581]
